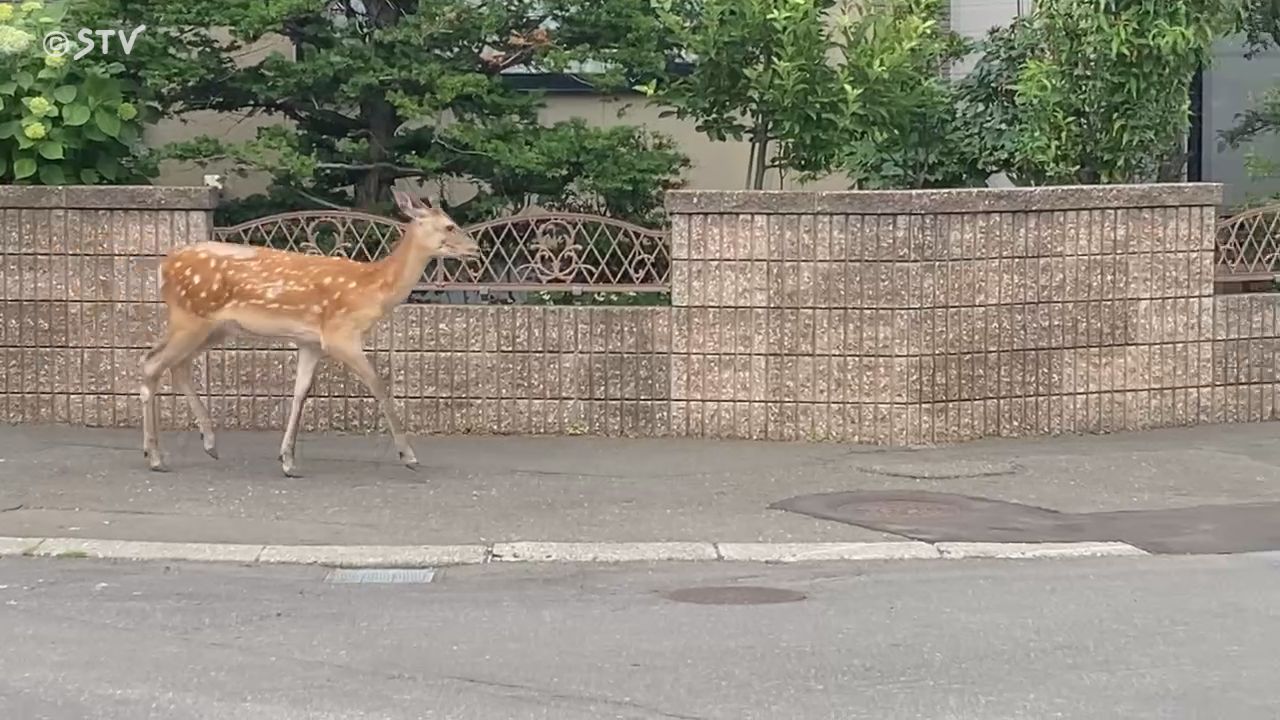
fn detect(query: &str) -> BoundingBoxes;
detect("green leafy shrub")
[0,0,156,184]
[956,0,1238,185]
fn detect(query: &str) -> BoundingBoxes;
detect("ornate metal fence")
[1216,202,1280,290]
[212,209,670,302]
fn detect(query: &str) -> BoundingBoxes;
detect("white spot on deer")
[322,277,332,285]
[192,274,201,285]
[261,279,286,299]
[348,281,358,289]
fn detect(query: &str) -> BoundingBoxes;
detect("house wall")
[1202,37,1280,208]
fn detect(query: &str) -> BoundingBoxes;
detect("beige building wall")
[148,91,851,200]
[145,32,291,198]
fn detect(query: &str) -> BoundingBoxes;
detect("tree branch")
[316,161,426,175]
[296,188,352,211]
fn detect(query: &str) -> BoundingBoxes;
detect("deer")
[138,190,479,477]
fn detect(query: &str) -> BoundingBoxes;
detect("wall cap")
[665,183,1224,214]
[0,185,219,210]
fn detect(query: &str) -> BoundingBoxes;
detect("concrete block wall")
[6,181,1274,447]
[666,185,1223,443]
[0,186,217,427]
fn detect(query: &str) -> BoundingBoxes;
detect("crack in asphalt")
[444,675,706,720]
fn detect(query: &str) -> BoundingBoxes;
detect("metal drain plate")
[664,586,806,605]
[324,568,437,584]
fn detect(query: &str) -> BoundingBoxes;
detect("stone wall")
[667,185,1221,443]
[1213,293,1280,424]
[1,186,216,428]
[6,181,1276,447]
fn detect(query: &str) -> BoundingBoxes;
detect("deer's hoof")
[203,436,218,459]
[281,457,302,478]
[145,450,169,473]
[399,450,419,471]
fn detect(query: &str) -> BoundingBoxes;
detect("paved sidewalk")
[2,422,1280,551]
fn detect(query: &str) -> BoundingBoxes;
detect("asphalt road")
[3,555,1280,719]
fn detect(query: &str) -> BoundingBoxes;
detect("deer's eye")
[444,224,457,232]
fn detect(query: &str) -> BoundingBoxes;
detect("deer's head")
[392,190,480,259]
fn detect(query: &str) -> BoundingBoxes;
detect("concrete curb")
[935,541,1149,559]
[0,536,1151,567]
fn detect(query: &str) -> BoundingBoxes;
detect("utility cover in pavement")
[664,586,806,605]
[770,490,1280,555]
[325,568,437,584]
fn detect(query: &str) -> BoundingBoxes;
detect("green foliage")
[92,0,687,223]
[1220,82,1280,191]
[0,0,156,184]
[1242,0,1280,57]
[824,0,975,189]
[958,0,1237,186]
[638,0,844,188]
[1221,1,1280,195]
[952,19,1037,184]
[641,0,974,190]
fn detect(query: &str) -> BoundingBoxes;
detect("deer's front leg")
[171,328,226,460]
[325,333,417,471]
[279,343,324,477]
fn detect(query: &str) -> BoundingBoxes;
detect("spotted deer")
[139,191,479,476]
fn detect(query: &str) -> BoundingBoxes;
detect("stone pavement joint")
[0,536,1151,567]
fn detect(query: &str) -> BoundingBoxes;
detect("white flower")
[0,26,35,55]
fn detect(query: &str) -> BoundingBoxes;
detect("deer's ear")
[392,190,428,219]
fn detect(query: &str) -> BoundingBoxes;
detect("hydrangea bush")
[0,0,156,184]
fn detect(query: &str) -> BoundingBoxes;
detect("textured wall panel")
[12,183,1278,447]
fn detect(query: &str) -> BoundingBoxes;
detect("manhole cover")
[664,586,806,605]
[325,568,437,584]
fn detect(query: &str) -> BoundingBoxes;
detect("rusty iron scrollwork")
[1216,203,1280,283]
[213,209,670,293]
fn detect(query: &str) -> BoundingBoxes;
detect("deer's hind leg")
[140,313,218,472]
[278,343,324,478]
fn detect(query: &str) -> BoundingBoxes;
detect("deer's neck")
[374,230,435,309]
